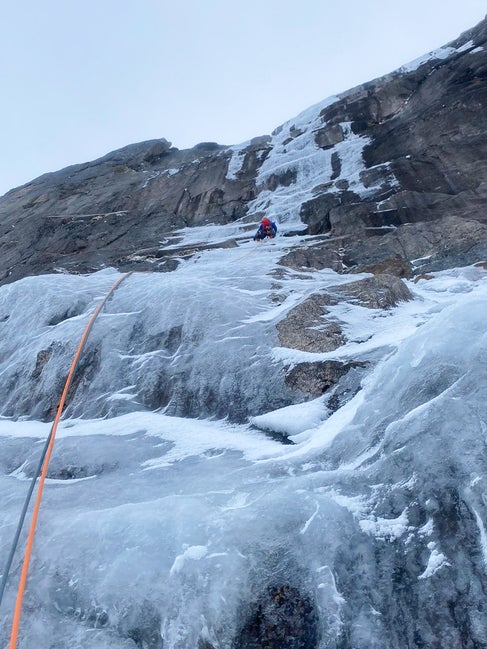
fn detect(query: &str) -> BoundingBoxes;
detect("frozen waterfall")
[0,234,486,648]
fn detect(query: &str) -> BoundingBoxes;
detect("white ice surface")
[0,412,284,467]
[225,141,250,180]
[250,396,328,437]
[398,38,477,73]
[0,230,485,649]
[399,46,457,73]
[239,95,394,230]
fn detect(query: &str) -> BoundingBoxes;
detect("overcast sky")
[1,0,485,196]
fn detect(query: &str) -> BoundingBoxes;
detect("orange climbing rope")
[8,271,132,649]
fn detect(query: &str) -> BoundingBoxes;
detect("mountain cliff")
[0,18,486,284]
[0,18,486,649]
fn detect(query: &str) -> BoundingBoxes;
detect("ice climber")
[253,217,277,241]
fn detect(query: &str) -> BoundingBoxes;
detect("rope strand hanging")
[1,271,132,649]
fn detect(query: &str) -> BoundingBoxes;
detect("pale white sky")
[1,1,485,196]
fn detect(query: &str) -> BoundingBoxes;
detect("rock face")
[330,274,413,309]
[235,585,318,649]
[0,19,482,423]
[278,243,344,274]
[276,294,344,353]
[0,19,486,285]
[300,18,487,273]
[276,276,411,396]
[285,360,363,396]
[0,137,269,283]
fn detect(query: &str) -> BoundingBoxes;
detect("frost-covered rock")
[329,274,413,309]
[276,293,345,353]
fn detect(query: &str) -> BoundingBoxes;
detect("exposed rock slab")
[0,137,268,284]
[276,275,411,397]
[285,360,361,395]
[278,242,344,273]
[276,294,345,353]
[298,19,487,269]
[343,215,487,274]
[235,585,318,649]
[329,274,413,309]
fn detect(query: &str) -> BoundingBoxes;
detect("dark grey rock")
[143,138,172,164]
[296,18,487,267]
[194,142,223,151]
[278,243,343,273]
[235,585,318,649]
[299,194,339,234]
[0,137,268,285]
[198,640,216,649]
[314,123,344,149]
[343,215,487,274]
[261,168,297,192]
[354,255,413,278]
[285,360,359,395]
[31,346,54,380]
[329,274,413,309]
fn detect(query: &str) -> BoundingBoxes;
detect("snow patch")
[251,396,328,437]
[456,40,474,52]
[418,518,434,537]
[399,39,477,74]
[359,509,410,541]
[324,490,368,517]
[250,118,386,227]
[399,46,457,73]
[0,412,284,467]
[170,545,208,575]
[418,545,450,579]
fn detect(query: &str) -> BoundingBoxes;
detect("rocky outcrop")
[276,278,412,348]
[329,274,413,309]
[299,19,487,272]
[276,274,411,396]
[285,360,361,395]
[235,585,318,649]
[278,240,344,273]
[278,213,487,278]
[277,294,345,353]
[0,137,269,283]
[343,215,487,274]
[0,22,481,426]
